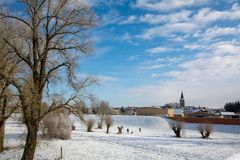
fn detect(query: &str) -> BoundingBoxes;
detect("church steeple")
[181,91,184,99]
[180,91,185,108]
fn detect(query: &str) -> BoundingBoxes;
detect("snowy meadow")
[0,115,240,160]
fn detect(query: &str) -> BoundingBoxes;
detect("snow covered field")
[1,115,240,160]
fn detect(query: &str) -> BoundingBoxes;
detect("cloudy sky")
[76,0,240,108]
[8,0,240,108]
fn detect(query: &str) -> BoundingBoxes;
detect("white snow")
[0,115,240,160]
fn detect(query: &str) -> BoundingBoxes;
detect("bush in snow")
[197,124,213,139]
[117,126,123,134]
[85,119,95,132]
[42,112,72,140]
[105,116,113,134]
[170,121,183,138]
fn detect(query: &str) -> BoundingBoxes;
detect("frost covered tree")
[90,98,111,128]
[105,116,113,134]
[42,110,72,140]
[170,121,183,138]
[0,0,96,159]
[97,101,111,129]
[85,119,95,132]
[197,124,213,139]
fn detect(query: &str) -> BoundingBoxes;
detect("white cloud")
[211,41,240,56]
[73,0,126,7]
[184,44,203,50]
[128,55,139,61]
[170,36,186,42]
[140,64,165,70]
[166,42,240,81]
[136,3,240,25]
[151,73,161,78]
[91,46,113,58]
[96,75,119,82]
[140,10,192,25]
[231,3,240,11]
[121,33,132,40]
[146,47,172,54]
[192,7,240,25]
[141,56,183,68]
[138,4,240,40]
[140,23,197,39]
[134,0,207,12]
[119,15,137,24]
[77,73,119,83]
[101,9,122,25]
[194,27,240,41]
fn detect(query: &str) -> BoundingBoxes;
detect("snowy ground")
[0,115,240,160]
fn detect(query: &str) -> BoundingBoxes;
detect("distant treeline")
[224,101,240,112]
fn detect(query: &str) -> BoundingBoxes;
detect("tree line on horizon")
[224,101,240,112]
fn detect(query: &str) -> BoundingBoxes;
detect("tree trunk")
[173,128,181,138]
[21,124,39,160]
[106,126,109,134]
[0,121,5,152]
[0,95,7,152]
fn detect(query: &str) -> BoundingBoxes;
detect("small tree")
[117,126,123,134]
[105,116,113,134]
[170,121,183,138]
[94,101,110,129]
[85,119,95,132]
[197,124,213,139]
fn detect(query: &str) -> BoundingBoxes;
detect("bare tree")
[197,124,213,139]
[170,121,183,138]
[96,101,110,129]
[0,1,96,159]
[105,116,113,134]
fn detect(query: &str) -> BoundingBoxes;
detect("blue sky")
[76,0,240,108]
[6,0,240,108]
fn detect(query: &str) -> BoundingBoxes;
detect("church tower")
[180,91,185,108]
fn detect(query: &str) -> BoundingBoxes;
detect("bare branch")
[0,36,33,70]
[0,13,32,30]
